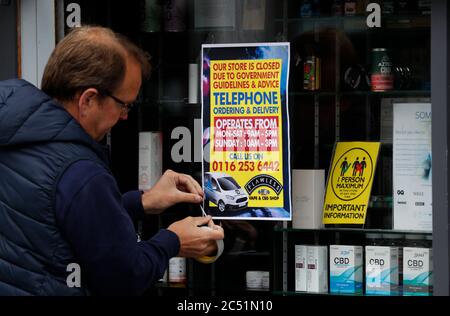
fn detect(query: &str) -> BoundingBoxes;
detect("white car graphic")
[204,172,249,212]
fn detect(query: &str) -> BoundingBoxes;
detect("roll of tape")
[195,239,224,264]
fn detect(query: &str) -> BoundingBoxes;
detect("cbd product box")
[246,271,270,290]
[365,246,399,295]
[138,132,163,191]
[292,170,325,229]
[295,245,307,292]
[330,245,363,294]
[403,247,433,296]
[306,246,328,293]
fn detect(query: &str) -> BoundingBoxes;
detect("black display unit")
[60,0,438,296]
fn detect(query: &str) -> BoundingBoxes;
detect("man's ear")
[78,88,100,118]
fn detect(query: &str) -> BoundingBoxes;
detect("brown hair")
[41,26,151,102]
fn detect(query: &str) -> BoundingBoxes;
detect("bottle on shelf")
[303,43,321,91]
[344,0,356,16]
[370,48,394,92]
[168,257,187,286]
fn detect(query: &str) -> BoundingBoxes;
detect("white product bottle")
[169,257,187,285]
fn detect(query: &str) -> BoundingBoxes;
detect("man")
[0,26,224,295]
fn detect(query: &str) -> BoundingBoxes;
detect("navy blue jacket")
[0,79,179,295]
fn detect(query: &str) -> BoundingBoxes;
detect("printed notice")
[393,103,432,231]
[202,43,291,220]
[323,142,381,225]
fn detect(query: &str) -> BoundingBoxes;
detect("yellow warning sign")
[322,142,381,224]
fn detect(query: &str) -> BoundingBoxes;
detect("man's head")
[41,26,151,141]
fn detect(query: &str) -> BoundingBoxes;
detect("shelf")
[245,288,271,293]
[274,227,432,236]
[383,15,430,29]
[277,15,366,24]
[290,91,337,97]
[342,90,430,97]
[154,282,187,289]
[289,90,430,97]
[276,15,430,30]
[274,290,360,296]
[223,250,270,257]
[273,290,411,296]
[141,28,266,35]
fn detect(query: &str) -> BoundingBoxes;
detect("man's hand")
[168,216,224,258]
[141,169,204,215]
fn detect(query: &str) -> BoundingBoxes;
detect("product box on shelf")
[403,247,433,296]
[292,169,325,229]
[306,245,328,293]
[246,271,270,290]
[329,245,363,294]
[295,245,307,292]
[138,132,163,191]
[365,246,399,295]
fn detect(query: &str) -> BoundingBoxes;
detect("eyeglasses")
[102,90,134,114]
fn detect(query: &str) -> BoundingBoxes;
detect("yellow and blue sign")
[323,142,381,224]
[202,43,291,220]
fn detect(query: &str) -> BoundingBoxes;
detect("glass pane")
[70,0,432,297]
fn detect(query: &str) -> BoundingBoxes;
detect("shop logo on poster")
[245,174,283,196]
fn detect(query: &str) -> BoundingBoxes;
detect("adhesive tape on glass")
[195,227,224,264]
